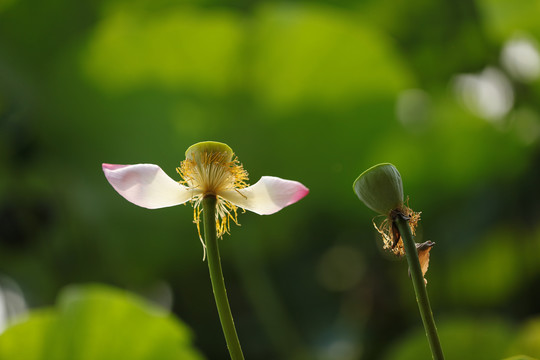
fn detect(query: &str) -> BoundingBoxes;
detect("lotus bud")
[353,163,404,215]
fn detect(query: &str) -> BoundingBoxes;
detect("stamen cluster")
[177,150,250,241]
[374,202,421,256]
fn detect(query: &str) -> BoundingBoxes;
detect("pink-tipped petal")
[221,176,309,215]
[102,163,197,209]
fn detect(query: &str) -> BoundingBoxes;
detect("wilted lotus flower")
[352,163,443,359]
[103,141,309,252]
[353,163,421,256]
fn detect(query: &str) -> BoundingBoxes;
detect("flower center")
[177,150,248,195]
[176,143,250,255]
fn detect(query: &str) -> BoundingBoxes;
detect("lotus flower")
[103,141,309,246]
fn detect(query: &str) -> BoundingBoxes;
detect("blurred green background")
[1,0,540,359]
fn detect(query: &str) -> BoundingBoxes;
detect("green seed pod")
[185,141,234,164]
[353,163,404,215]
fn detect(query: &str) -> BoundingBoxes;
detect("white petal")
[102,163,198,209]
[220,176,309,215]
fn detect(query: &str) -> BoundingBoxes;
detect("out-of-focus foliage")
[0,284,203,360]
[1,0,540,358]
[383,316,540,360]
[509,317,540,358]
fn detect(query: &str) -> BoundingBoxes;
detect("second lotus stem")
[394,213,444,360]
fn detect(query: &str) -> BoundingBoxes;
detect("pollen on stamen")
[191,196,240,243]
[177,151,249,195]
[176,148,251,260]
[215,196,241,238]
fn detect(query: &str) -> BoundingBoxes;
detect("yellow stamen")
[176,148,250,249]
[178,151,248,195]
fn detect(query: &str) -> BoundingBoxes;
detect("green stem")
[202,195,245,360]
[394,214,445,360]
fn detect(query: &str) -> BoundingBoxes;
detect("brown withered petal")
[416,241,435,284]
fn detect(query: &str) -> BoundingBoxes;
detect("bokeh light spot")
[396,88,432,133]
[501,33,540,82]
[453,67,514,123]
